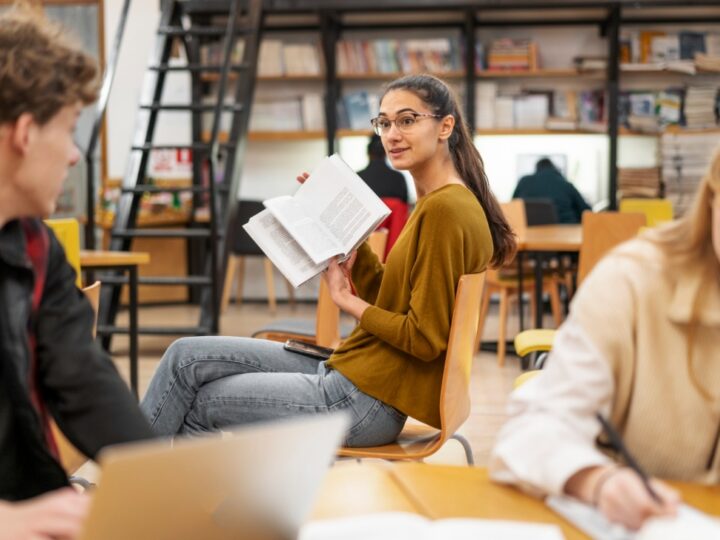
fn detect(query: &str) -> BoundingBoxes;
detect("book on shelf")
[545,117,578,131]
[243,154,391,288]
[573,55,607,71]
[299,511,564,540]
[618,167,662,198]
[258,39,284,76]
[514,93,549,129]
[335,38,461,76]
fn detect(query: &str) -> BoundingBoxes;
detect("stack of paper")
[299,512,565,540]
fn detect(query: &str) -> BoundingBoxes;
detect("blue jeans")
[140,337,407,447]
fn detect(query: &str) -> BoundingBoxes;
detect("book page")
[243,209,326,288]
[637,505,720,539]
[264,196,343,264]
[299,512,565,540]
[266,154,390,264]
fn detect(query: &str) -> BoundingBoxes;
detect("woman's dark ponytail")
[382,74,516,267]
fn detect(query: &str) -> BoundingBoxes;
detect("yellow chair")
[619,198,673,228]
[44,218,82,287]
[337,272,486,465]
[514,211,646,367]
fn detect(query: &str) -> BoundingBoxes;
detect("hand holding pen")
[591,413,681,530]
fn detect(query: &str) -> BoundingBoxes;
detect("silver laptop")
[79,413,349,540]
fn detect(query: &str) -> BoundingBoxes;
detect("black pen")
[595,412,664,504]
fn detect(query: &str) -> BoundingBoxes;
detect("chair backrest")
[577,211,646,285]
[82,281,101,337]
[44,218,81,287]
[230,200,267,256]
[314,230,392,348]
[437,273,486,440]
[619,198,673,227]
[523,198,559,226]
[501,199,527,237]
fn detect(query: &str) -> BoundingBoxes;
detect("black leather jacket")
[0,219,154,501]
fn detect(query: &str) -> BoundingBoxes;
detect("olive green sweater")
[327,184,493,428]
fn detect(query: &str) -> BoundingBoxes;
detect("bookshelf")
[94,0,720,233]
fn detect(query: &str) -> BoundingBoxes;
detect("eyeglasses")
[370,112,443,136]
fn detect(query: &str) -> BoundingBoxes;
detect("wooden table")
[79,250,150,397]
[516,225,582,330]
[310,463,720,539]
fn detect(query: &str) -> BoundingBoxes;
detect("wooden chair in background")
[475,200,562,367]
[338,273,485,465]
[252,229,389,349]
[514,210,647,368]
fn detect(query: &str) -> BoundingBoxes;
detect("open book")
[299,512,565,540]
[243,154,391,287]
[547,495,720,540]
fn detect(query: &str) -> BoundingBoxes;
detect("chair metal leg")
[450,433,475,465]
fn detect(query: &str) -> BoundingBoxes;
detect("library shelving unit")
[232,0,720,211]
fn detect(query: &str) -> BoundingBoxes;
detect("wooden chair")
[514,210,647,368]
[337,272,485,465]
[221,200,295,314]
[252,230,389,349]
[474,200,562,367]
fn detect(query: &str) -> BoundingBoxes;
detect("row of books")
[618,167,662,199]
[621,30,720,64]
[661,131,720,215]
[482,38,539,72]
[618,86,720,132]
[475,83,605,131]
[258,40,322,76]
[335,38,463,75]
[619,30,720,74]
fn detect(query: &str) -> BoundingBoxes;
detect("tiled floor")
[109,299,537,466]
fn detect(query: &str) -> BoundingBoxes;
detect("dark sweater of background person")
[513,159,592,224]
[357,135,409,203]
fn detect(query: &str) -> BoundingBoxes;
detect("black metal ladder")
[98,0,263,342]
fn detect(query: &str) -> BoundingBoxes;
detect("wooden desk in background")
[516,225,582,330]
[79,250,150,398]
[311,463,720,539]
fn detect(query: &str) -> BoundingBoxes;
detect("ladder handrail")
[84,0,132,249]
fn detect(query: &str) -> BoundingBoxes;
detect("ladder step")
[180,1,247,15]
[119,185,230,194]
[97,325,213,336]
[100,275,213,286]
[158,25,250,37]
[139,103,243,113]
[112,229,214,239]
[130,143,236,152]
[149,63,248,73]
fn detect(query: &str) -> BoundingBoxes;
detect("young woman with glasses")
[140,74,515,446]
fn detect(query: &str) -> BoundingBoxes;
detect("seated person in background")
[0,5,153,535]
[513,157,591,224]
[490,148,720,530]
[357,133,409,203]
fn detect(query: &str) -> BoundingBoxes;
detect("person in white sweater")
[490,148,720,531]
